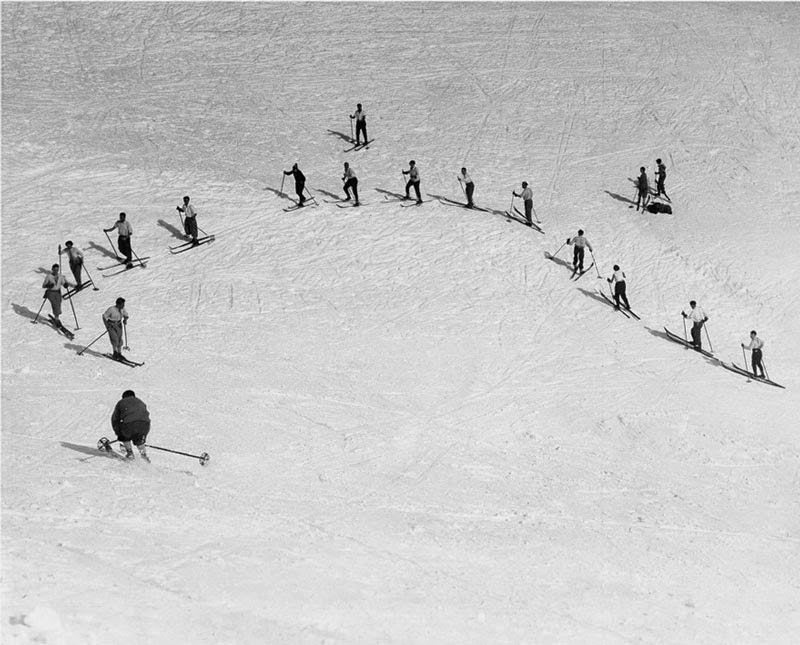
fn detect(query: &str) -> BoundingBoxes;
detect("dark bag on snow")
[646,202,672,214]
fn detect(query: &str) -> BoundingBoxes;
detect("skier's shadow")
[374,187,408,200]
[87,241,118,260]
[264,186,288,199]
[604,190,636,206]
[325,129,355,144]
[60,441,116,462]
[543,253,573,271]
[157,218,185,240]
[11,302,42,322]
[65,342,105,359]
[576,287,611,307]
[315,188,342,200]
[644,327,674,343]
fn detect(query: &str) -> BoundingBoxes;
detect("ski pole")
[78,329,108,355]
[546,241,567,259]
[177,208,185,232]
[304,186,317,204]
[742,345,748,370]
[458,178,467,202]
[761,358,770,381]
[131,247,146,268]
[682,316,688,342]
[104,230,120,259]
[590,251,602,278]
[531,202,540,224]
[350,116,354,143]
[67,289,80,329]
[146,443,210,466]
[704,323,713,352]
[32,296,47,324]
[123,324,129,351]
[81,264,100,291]
[509,192,516,214]
[97,437,118,451]
[279,173,285,198]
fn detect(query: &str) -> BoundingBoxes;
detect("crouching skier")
[111,390,151,461]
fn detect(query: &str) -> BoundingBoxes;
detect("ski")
[504,211,545,233]
[63,282,97,299]
[598,291,630,318]
[323,198,348,204]
[169,237,215,254]
[436,196,491,213]
[169,235,215,252]
[97,257,150,271]
[663,327,715,358]
[344,138,375,152]
[401,200,425,207]
[570,262,594,281]
[103,353,145,367]
[720,363,785,389]
[102,261,148,278]
[336,201,365,208]
[47,315,75,340]
[282,201,317,212]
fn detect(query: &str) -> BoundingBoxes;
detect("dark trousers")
[656,176,666,196]
[751,348,764,377]
[355,120,367,144]
[296,181,306,205]
[636,189,649,210]
[344,178,359,203]
[114,419,150,446]
[465,182,475,206]
[572,246,585,271]
[118,236,132,263]
[184,216,198,240]
[523,199,533,224]
[406,180,421,202]
[69,260,83,288]
[45,290,62,317]
[691,322,703,349]
[613,281,630,309]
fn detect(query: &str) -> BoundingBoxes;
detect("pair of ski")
[662,328,784,388]
[99,257,150,277]
[569,263,595,281]
[97,438,150,463]
[282,198,319,212]
[44,315,75,340]
[323,198,367,208]
[597,291,641,320]
[343,138,375,153]
[380,193,425,207]
[102,353,144,367]
[169,234,216,254]
[63,282,98,299]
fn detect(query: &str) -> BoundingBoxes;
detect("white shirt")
[460,172,473,184]
[685,306,707,323]
[610,269,626,284]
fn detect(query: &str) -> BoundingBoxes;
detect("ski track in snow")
[3,3,800,644]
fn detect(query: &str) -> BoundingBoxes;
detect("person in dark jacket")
[635,167,649,212]
[283,164,307,206]
[111,390,151,460]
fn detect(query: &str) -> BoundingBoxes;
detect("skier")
[62,241,85,290]
[342,162,359,205]
[458,168,475,208]
[283,164,307,206]
[655,158,669,200]
[41,263,73,328]
[349,103,368,145]
[681,300,709,350]
[513,181,534,225]
[102,297,129,361]
[176,195,199,245]
[111,390,151,461]
[607,265,630,310]
[741,330,765,378]
[635,167,650,211]
[566,229,593,274]
[103,212,134,268]
[402,160,422,204]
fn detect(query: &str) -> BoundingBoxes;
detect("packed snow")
[2,3,799,643]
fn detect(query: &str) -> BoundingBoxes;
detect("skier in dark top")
[111,389,151,460]
[655,158,669,200]
[283,164,306,206]
[342,162,359,205]
[635,167,649,212]
[349,103,368,145]
[402,160,422,204]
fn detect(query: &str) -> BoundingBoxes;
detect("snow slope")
[3,3,799,643]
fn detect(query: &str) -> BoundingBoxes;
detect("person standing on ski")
[62,241,85,290]
[342,162,359,205]
[458,168,475,208]
[741,330,765,378]
[41,264,73,327]
[349,103,368,145]
[655,159,669,200]
[103,212,134,268]
[607,264,630,310]
[635,167,650,211]
[681,300,708,350]
[402,160,422,204]
[111,390,151,460]
[283,164,306,206]
[513,181,534,225]
[102,297,129,361]
[177,195,199,246]
[566,229,593,273]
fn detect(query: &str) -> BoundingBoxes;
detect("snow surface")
[2,2,800,643]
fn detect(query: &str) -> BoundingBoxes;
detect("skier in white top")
[607,265,630,310]
[458,168,475,208]
[681,300,708,350]
[402,160,422,204]
[342,162,359,206]
[103,212,134,268]
[513,181,534,226]
[741,331,765,378]
[349,103,368,145]
[566,229,593,273]
[177,195,199,245]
